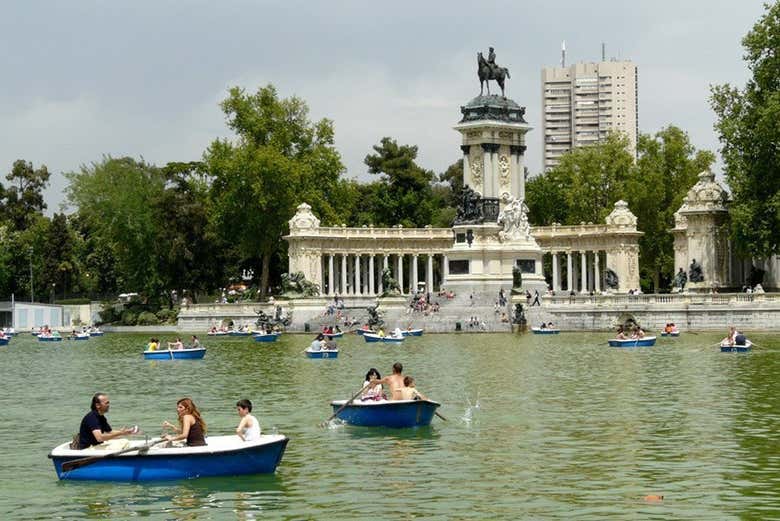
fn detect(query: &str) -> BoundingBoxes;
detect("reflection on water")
[2,332,780,519]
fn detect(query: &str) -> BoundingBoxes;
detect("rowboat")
[660,331,680,337]
[363,333,404,344]
[720,340,752,353]
[401,328,424,337]
[531,327,560,334]
[0,337,9,346]
[355,328,375,336]
[608,336,657,347]
[1,328,16,336]
[330,399,440,428]
[305,348,339,359]
[228,330,253,336]
[38,334,63,342]
[323,331,344,338]
[89,330,105,337]
[49,434,289,481]
[207,330,229,336]
[253,332,280,343]
[143,347,206,360]
[68,333,90,341]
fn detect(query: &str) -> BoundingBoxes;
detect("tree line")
[1,2,777,304]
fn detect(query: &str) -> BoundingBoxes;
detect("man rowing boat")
[370,362,405,400]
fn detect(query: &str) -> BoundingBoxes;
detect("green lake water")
[1,331,779,520]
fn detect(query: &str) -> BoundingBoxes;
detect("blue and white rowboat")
[143,347,206,360]
[355,329,375,336]
[89,330,105,337]
[720,340,752,353]
[401,328,424,337]
[69,333,90,341]
[608,336,657,347]
[363,333,405,344]
[207,331,229,336]
[49,434,289,481]
[0,337,9,346]
[323,331,344,338]
[38,335,63,342]
[660,331,681,337]
[531,327,560,335]
[330,399,440,428]
[253,332,280,343]
[229,330,253,336]
[305,348,339,359]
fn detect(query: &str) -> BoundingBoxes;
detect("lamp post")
[27,247,34,303]
[51,283,55,304]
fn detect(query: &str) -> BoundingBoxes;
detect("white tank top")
[241,414,261,441]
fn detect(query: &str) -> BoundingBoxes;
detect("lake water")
[1,331,779,520]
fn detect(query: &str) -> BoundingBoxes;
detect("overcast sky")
[0,0,768,213]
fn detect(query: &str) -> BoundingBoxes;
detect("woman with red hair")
[162,398,207,446]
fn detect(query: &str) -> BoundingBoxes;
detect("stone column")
[594,251,601,293]
[396,254,404,295]
[482,143,493,197]
[380,254,388,294]
[340,254,347,296]
[354,255,361,296]
[566,251,573,292]
[368,255,375,296]
[580,251,588,294]
[552,252,560,292]
[461,145,471,187]
[328,254,335,296]
[411,254,419,294]
[442,254,449,287]
[426,254,434,294]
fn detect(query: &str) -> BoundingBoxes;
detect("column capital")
[460,145,470,155]
[481,142,501,153]
[510,145,527,156]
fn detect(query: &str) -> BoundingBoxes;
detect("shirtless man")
[371,362,405,401]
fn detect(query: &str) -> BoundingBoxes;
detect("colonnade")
[321,253,448,296]
[547,250,606,294]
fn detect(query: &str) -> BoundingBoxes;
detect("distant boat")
[660,331,680,337]
[228,330,253,336]
[49,434,289,481]
[608,336,657,347]
[720,340,752,353]
[68,333,90,341]
[253,332,280,343]
[355,328,375,336]
[89,330,105,337]
[207,330,229,336]
[0,337,9,346]
[143,347,206,360]
[322,331,344,338]
[1,328,16,337]
[38,333,63,342]
[330,399,440,428]
[305,348,339,359]
[401,328,424,337]
[531,327,560,335]
[363,333,404,343]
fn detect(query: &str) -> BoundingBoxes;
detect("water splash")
[462,394,482,424]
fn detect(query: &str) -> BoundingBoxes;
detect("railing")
[543,292,779,306]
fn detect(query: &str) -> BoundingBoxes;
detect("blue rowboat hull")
[0,338,9,346]
[38,337,62,342]
[721,341,752,353]
[143,348,206,360]
[49,435,289,481]
[331,400,440,428]
[356,329,369,336]
[401,329,424,337]
[89,332,104,337]
[305,349,339,359]
[324,332,343,338]
[253,333,279,343]
[229,331,252,336]
[660,332,680,337]
[608,336,657,347]
[531,328,560,334]
[363,333,404,343]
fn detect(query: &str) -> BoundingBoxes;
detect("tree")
[0,159,50,231]
[711,1,780,257]
[364,137,437,227]
[65,157,166,297]
[205,85,346,298]
[626,126,715,290]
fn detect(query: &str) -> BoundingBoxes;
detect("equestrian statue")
[478,46,511,97]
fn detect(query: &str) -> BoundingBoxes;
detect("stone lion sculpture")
[381,267,401,296]
[280,272,319,297]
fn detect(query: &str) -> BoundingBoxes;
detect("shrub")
[156,308,179,324]
[120,310,137,325]
[136,311,160,325]
[98,305,120,325]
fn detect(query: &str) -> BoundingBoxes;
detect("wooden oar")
[62,437,166,472]
[435,411,447,421]
[320,384,371,427]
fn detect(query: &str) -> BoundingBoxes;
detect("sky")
[0,0,768,214]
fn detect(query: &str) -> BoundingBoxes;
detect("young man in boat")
[369,362,405,400]
[77,393,135,449]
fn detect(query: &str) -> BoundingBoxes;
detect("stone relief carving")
[288,202,321,233]
[470,150,483,186]
[498,154,510,190]
[497,192,531,243]
[604,200,637,228]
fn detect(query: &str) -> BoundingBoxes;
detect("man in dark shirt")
[78,393,133,449]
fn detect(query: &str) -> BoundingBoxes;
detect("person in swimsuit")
[162,397,207,446]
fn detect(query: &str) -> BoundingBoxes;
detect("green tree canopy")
[711,1,780,257]
[0,159,50,231]
[205,85,346,297]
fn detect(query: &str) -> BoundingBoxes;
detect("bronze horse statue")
[478,52,510,97]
